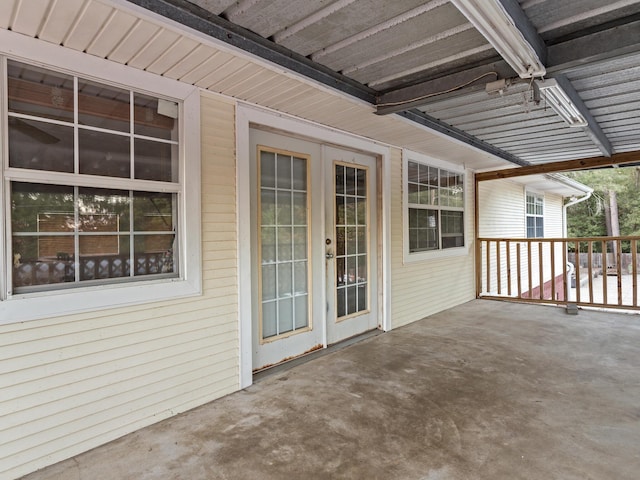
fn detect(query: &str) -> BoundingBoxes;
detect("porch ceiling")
[150,0,640,168]
[2,1,640,170]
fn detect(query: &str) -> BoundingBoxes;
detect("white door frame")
[236,103,391,388]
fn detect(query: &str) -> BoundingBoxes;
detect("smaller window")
[526,193,544,238]
[406,159,464,254]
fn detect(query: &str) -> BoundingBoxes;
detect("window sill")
[403,244,471,264]
[0,277,202,325]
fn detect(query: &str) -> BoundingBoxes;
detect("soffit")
[167,0,640,168]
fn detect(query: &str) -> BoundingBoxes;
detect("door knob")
[325,252,334,259]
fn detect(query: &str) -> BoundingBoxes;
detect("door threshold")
[253,329,382,383]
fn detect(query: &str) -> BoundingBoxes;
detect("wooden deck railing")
[477,236,640,310]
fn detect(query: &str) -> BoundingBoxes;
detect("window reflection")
[11,182,177,290]
[9,118,74,172]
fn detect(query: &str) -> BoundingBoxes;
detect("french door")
[250,130,378,370]
[324,146,378,344]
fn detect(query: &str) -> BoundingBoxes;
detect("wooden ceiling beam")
[475,150,640,182]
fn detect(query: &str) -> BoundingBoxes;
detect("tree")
[566,167,640,241]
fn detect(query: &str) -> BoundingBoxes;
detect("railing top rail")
[478,236,640,243]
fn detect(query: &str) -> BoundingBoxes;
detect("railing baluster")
[527,242,532,299]
[517,242,522,299]
[486,240,491,294]
[551,240,556,301]
[506,241,512,297]
[497,240,502,294]
[588,241,594,304]
[633,239,638,308]
[539,242,544,300]
[602,240,607,305]
[562,240,568,302]
[617,239,623,306]
[575,242,581,304]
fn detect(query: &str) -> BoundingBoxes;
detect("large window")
[526,192,544,238]
[4,59,182,295]
[406,159,465,254]
[0,40,201,325]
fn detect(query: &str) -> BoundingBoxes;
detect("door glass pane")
[262,301,277,339]
[259,149,309,340]
[335,164,368,319]
[279,297,294,334]
[262,264,276,300]
[295,295,308,329]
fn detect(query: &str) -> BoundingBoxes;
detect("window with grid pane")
[407,160,464,253]
[6,60,180,293]
[526,193,544,238]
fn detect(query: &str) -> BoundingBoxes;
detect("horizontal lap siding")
[0,94,239,479]
[478,184,566,297]
[544,194,564,237]
[478,180,525,238]
[390,149,476,329]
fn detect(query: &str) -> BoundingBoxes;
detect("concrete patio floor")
[21,300,640,480]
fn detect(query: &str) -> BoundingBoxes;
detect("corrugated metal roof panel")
[313,2,469,72]
[351,28,491,87]
[523,0,640,39]
[188,0,237,16]
[265,0,432,56]
[224,0,337,40]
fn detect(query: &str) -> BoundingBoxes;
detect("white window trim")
[0,30,201,324]
[402,149,470,264]
[525,190,545,239]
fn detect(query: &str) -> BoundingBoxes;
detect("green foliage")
[565,167,640,238]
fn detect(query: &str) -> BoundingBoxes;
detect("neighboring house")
[478,174,592,301]
[0,2,591,479]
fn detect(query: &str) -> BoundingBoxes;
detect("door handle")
[325,252,334,259]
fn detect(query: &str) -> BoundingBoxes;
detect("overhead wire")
[376,71,500,108]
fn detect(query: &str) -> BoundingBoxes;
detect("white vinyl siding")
[478,181,567,299]
[544,194,564,237]
[391,148,475,329]
[0,93,239,480]
[477,180,525,238]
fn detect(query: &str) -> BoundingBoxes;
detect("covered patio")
[21,300,640,480]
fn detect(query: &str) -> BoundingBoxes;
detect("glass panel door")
[325,146,378,345]
[250,128,325,372]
